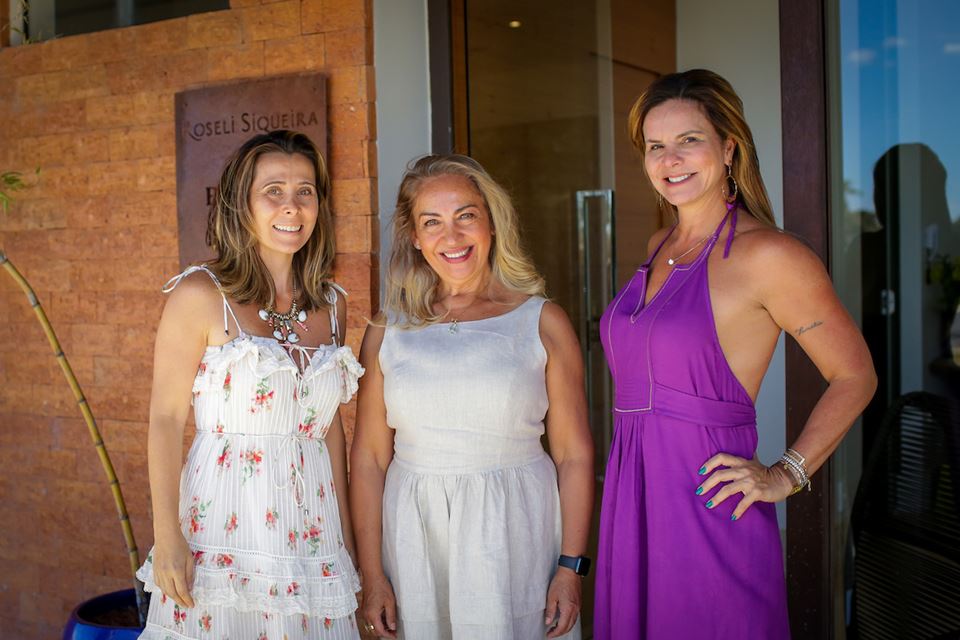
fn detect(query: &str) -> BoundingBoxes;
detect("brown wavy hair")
[385,154,545,326]
[627,69,776,226]
[205,130,335,311]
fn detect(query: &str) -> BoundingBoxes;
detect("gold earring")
[724,164,738,203]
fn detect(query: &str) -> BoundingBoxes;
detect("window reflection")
[832,0,960,637]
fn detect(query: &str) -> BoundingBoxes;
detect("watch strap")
[558,554,591,577]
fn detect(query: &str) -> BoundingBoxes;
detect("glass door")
[828,0,960,636]
[461,1,675,634]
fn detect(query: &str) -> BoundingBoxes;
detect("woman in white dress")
[350,155,594,639]
[137,130,362,639]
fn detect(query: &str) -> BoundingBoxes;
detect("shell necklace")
[258,286,308,344]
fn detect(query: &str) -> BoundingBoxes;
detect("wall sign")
[175,74,328,268]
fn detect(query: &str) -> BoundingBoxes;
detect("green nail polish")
[706,500,714,508]
[730,514,737,521]
[695,487,703,495]
[698,466,707,475]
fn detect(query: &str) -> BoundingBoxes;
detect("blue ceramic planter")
[62,589,143,640]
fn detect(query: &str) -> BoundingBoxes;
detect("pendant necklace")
[443,299,476,334]
[258,286,308,344]
[666,233,711,266]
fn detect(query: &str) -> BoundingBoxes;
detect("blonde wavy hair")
[205,130,335,311]
[385,154,545,326]
[628,68,777,226]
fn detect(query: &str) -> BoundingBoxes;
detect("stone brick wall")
[0,1,377,636]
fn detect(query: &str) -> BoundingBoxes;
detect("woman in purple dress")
[594,69,877,638]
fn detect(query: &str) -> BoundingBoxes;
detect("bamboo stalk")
[0,250,149,626]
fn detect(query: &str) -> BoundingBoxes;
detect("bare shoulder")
[538,300,578,353]
[155,269,226,349]
[358,317,387,370]
[162,269,224,318]
[733,225,827,275]
[728,226,836,312]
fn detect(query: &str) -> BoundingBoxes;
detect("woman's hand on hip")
[360,573,398,638]
[152,532,196,608]
[545,567,581,638]
[696,453,795,520]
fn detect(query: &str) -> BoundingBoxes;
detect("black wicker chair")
[849,391,960,640]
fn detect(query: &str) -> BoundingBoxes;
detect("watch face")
[577,556,591,576]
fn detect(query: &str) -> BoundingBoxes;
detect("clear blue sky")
[840,0,960,219]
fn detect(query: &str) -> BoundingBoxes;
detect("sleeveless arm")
[146,270,227,608]
[697,231,876,519]
[349,321,399,637]
[539,301,595,637]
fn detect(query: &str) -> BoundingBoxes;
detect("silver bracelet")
[778,452,811,493]
[784,447,807,468]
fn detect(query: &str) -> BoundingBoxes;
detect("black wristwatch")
[558,554,591,577]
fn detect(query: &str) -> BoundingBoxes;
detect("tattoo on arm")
[797,320,823,336]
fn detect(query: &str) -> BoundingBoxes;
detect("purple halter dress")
[594,209,790,639]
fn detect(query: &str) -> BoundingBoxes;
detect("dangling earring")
[724,164,738,204]
[657,193,664,208]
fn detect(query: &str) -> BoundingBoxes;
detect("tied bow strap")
[274,433,308,508]
[285,343,318,410]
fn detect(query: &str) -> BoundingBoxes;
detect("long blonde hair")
[385,154,545,326]
[628,69,776,226]
[205,130,335,311]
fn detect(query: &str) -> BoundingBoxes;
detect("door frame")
[779,1,835,637]
[426,0,469,154]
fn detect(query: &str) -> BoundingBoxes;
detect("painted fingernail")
[695,486,704,495]
[730,514,738,521]
[705,500,714,508]
[698,466,707,475]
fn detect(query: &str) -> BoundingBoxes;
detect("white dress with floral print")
[137,266,363,640]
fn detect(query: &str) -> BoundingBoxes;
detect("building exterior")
[0,2,377,638]
[1,0,957,638]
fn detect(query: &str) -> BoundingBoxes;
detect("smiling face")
[248,152,319,261]
[642,98,735,212]
[411,174,494,291]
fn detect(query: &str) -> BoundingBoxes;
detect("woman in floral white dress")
[136,130,363,639]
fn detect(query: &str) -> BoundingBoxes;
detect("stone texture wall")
[0,1,377,636]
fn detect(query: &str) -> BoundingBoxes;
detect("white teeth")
[667,174,691,183]
[443,248,470,259]
[273,224,302,232]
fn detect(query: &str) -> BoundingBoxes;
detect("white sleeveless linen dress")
[379,296,581,640]
[136,266,363,640]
